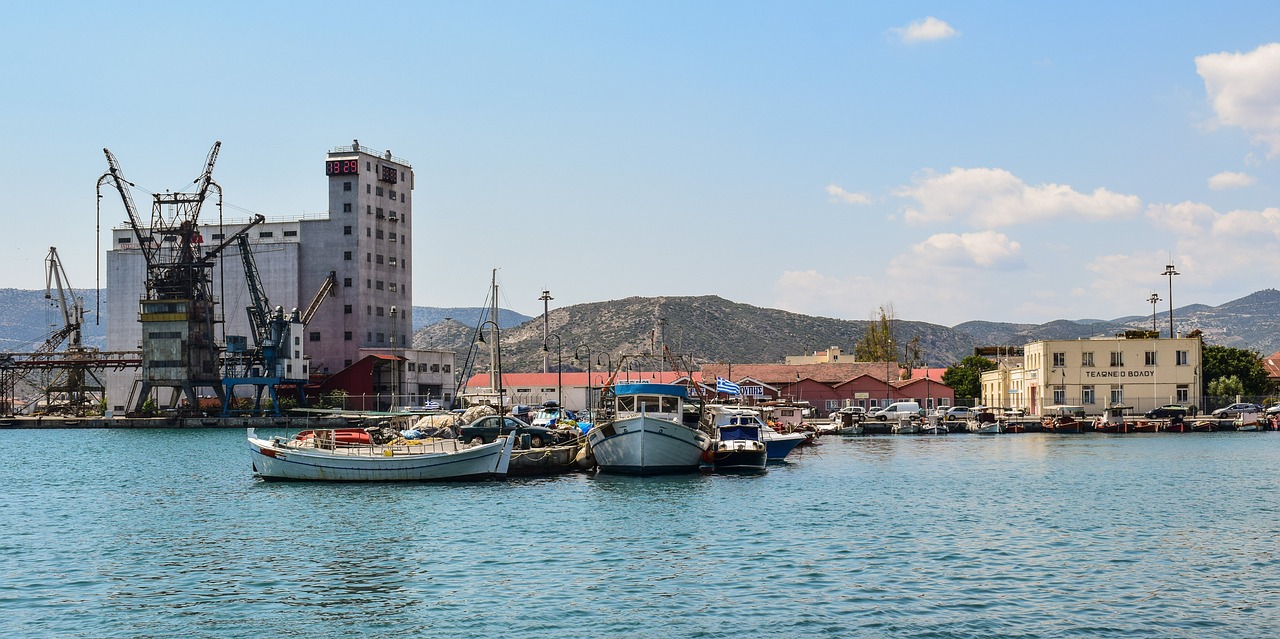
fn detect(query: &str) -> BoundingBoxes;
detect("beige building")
[981,335,1203,416]
[786,346,852,365]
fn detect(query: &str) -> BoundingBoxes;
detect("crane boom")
[236,233,272,349]
[43,247,83,351]
[300,271,337,325]
[101,148,156,267]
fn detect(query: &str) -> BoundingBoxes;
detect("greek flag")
[716,377,740,395]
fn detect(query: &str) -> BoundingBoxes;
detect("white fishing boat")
[587,382,712,475]
[247,428,515,481]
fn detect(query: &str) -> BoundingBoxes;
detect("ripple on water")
[1,430,1279,638]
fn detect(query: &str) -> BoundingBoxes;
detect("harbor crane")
[99,142,230,414]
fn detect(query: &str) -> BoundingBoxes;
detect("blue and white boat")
[709,419,767,473]
[587,383,712,475]
[705,405,805,461]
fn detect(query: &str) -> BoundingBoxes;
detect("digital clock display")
[326,159,359,176]
[379,165,398,184]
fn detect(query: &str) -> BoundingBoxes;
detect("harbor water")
[2,428,1278,638]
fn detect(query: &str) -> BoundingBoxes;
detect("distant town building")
[701,362,954,414]
[785,346,852,365]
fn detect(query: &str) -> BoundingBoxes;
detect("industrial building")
[104,141,453,413]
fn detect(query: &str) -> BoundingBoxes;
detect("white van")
[871,401,922,421]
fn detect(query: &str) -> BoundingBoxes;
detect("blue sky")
[4,2,1280,327]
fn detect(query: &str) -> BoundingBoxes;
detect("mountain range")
[3,287,1277,373]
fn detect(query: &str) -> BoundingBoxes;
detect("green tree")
[1202,345,1273,396]
[1207,375,1245,398]
[942,355,997,400]
[854,305,897,362]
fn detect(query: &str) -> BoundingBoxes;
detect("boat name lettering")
[1083,370,1155,378]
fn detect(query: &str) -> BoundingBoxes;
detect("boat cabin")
[609,383,702,427]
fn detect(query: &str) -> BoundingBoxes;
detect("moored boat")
[587,383,712,475]
[247,427,514,481]
[1043,405,1086,434]
[707,419,767,473]
[706,405,804,460]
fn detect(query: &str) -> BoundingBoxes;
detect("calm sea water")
[1,428,1277,638]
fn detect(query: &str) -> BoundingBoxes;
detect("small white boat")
[706,405,806,460]
[709,420,767,473]
[966,410,1002,434]
[892,418,921,435]
[587,383,712,475]
[247,428,515,481]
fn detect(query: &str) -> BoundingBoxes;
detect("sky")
[4,2,1280,327]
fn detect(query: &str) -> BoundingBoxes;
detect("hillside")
[415,295,978,374]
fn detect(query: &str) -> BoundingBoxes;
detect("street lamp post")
[1148,292,1161,333]
[543,333,562,408]
[476,319,503,416]
[1162,263,1179,338]
[574,344,591,412]
[539,290,553,374]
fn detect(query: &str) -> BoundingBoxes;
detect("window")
[442,364,451,373]
[401,193,405,203]
[1144,351,1157,366]
[309,332,320,342]
[1110,386,1124,405]
[376,281,384,290]
[366,332,371,342]
[516,388,532,393]
[389,189,396,199]
[400,234,405,243]
[376,307,384,316]
[1082,352,1095,367]
[343,277,352,288]
[389,233,397,243]
[430,364,440,373]
[376,207,384,218]
[366,305,371,315]
[376,229,384,239]
[376,186,384,197]
[1053,386,1066,404]
[376,254,384,264]
[118,236,131,243]
[1176,384,1189,403]
[401,171,405,182]
[343,251,351,261]
[389,282,397,292]
[343,202,352,213]
[366,279,371,288]
[388,256,397,267]
[366,228,371,237]
[366,184,371,193]
[344,225,352,235]
[343,304,352,314]
[1082,385,1095,404]
[344,359,352,368]
[283,230,297,237]
[366,253,371,262]
[1052,352,1066,367]
[408,363,416,372]
[367,205,371,214]
[376,333,384,343]
[343,181,352,191]
[259,231,273,238]
[1176,350,1189,366]
[1110,351,1124,367]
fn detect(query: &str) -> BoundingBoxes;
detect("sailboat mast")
[490,269,503,414]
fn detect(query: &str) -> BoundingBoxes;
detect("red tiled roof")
[465,370,700,388]
[1264,352,1280,379]
[700,362,901,385]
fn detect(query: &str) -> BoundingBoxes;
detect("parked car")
[1211,402,1262,417]
[457,415,565,447]
[829,406,866,419]
[1145,404,1193,419]
[870,401,923,421]
[945,406,974,421]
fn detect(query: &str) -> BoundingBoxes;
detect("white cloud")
[888,231,1025,271]
[891,17,958,44]
[895,167,1142,227]
[825,183,872,205]
[1196,43,1280,157]
[1207,171,1256,190]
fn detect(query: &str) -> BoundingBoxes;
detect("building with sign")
[980,334,1203,415]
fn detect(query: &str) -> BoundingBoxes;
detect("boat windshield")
[617,394,681,417]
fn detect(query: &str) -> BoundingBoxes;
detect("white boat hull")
[587,415,711,475]
[247,428,514,481]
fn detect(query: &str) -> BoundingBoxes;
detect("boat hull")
[247,429,514,481]
[762,430,806,460]
[710,441,768,473]
[587,415,711,475]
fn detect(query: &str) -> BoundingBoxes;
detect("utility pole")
[539,289,553,374]
[1162,263,1179,338]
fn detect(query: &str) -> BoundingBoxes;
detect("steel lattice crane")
[98,143,229,414]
